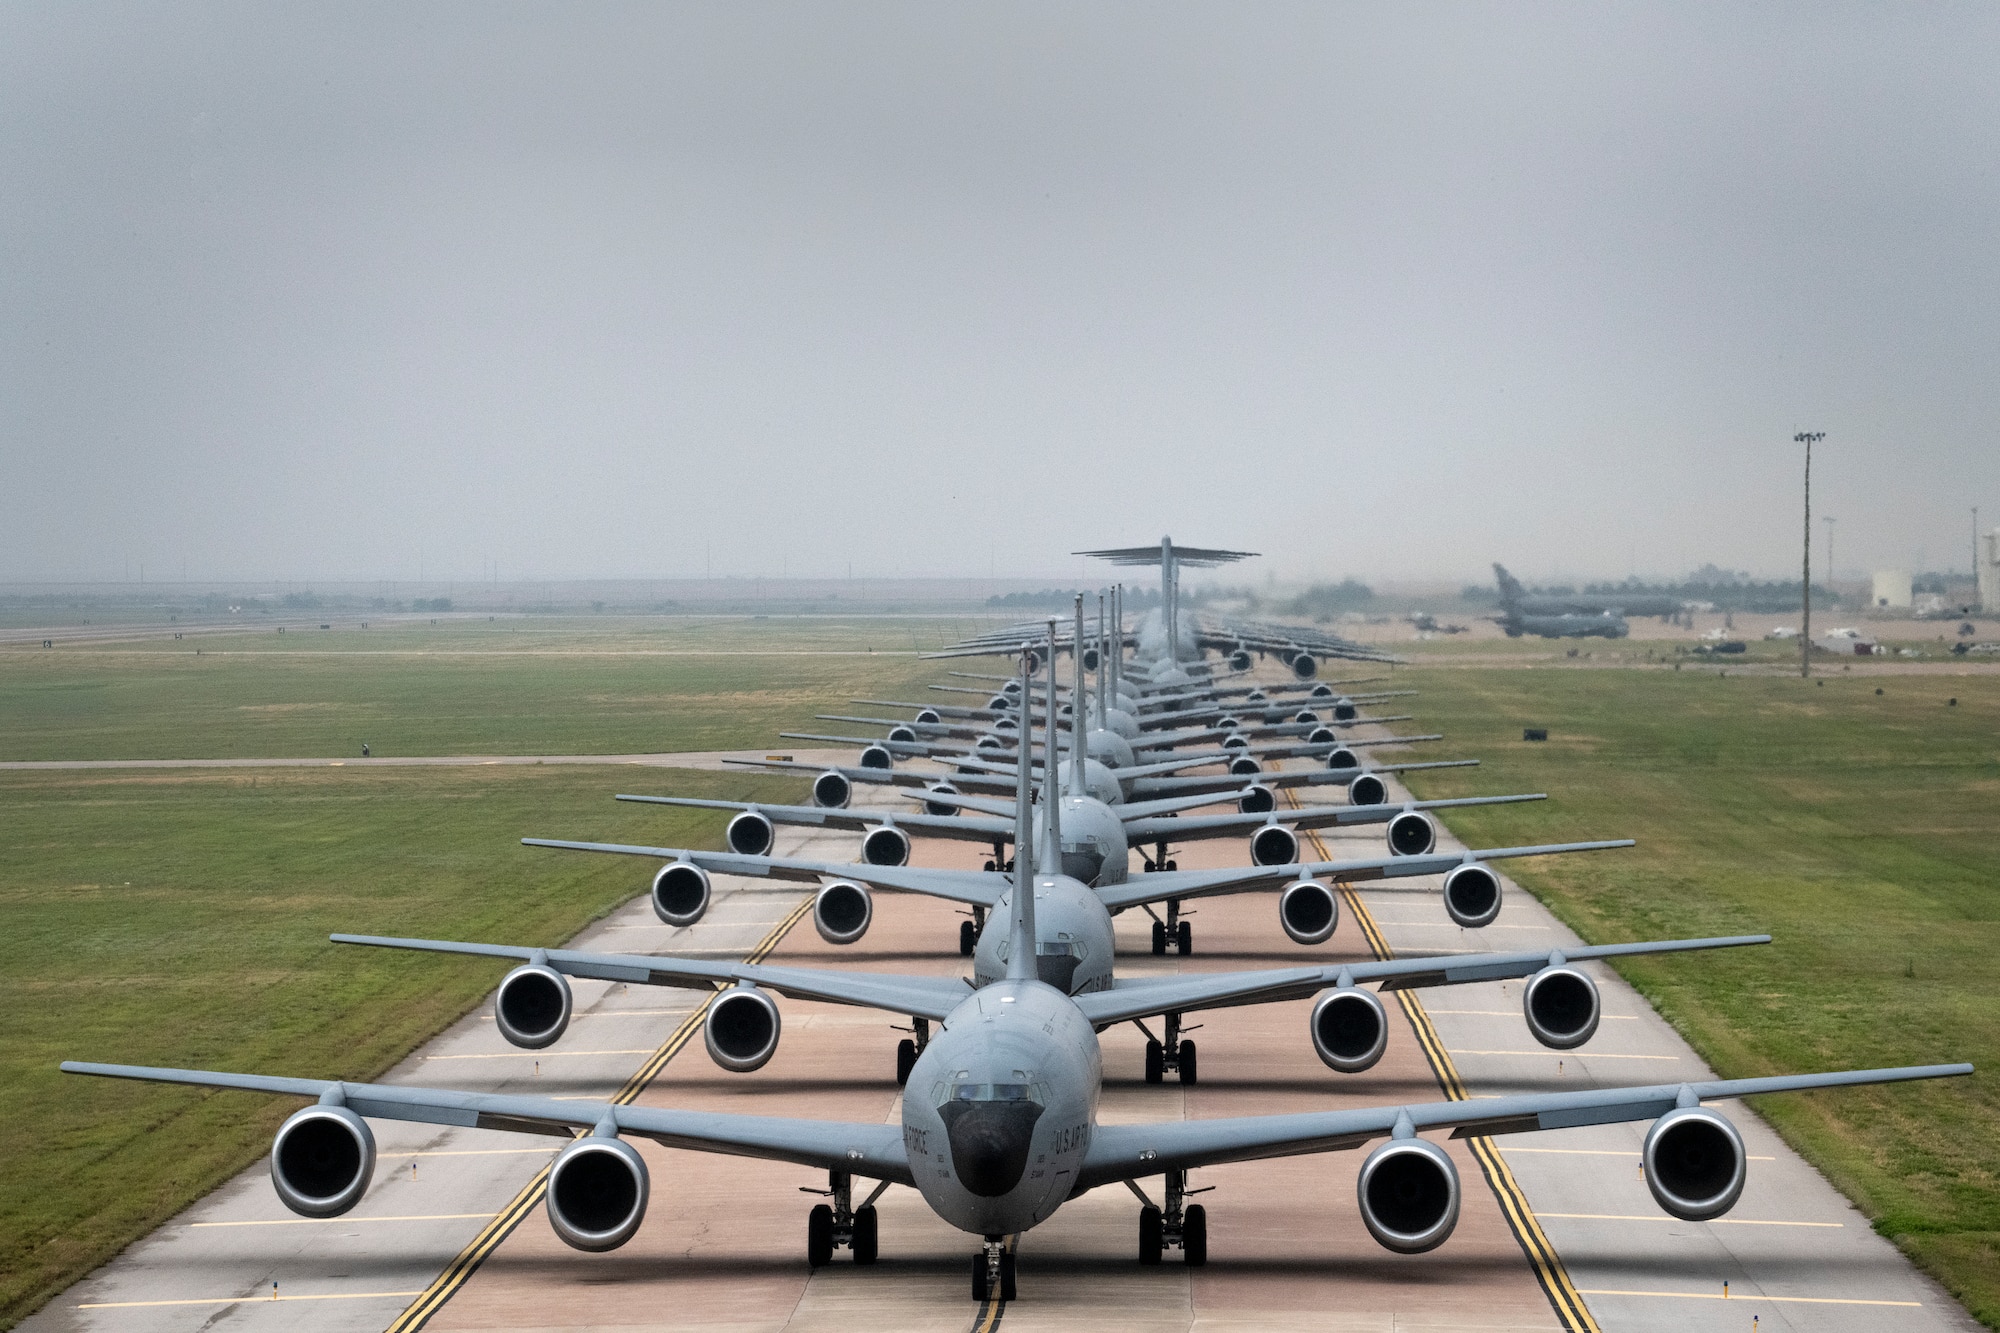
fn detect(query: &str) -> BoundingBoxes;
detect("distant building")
[1872,571,1912,609]
[1981,530,2000,613]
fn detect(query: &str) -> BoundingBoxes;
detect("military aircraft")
[63,707,1969,1298]
[1491,564,1684,639]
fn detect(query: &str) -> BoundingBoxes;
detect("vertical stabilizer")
[1493,564,1524,608]
[1006,649,1038,983]
[1070,594,1088,795]
[1096,592,1108,728]
[1038,622,1062,875]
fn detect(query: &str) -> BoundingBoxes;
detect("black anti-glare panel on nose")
[939,1098,1046,1198]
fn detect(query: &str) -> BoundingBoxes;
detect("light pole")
[1796,431,1824,679]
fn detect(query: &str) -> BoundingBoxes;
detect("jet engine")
[1309,985,1386,1071]
[812,770,853,810]
[1346,772,1388,805]
[494,962,572,1049]
[1229,649,1252,671]
[1279,878,1340,945]
[547,1135,650,1251]
[986,695,1012,712]
[1522,965,1600,1050]
[1333,699,1358,722]
[1290,652,1318,680]
[1325,746,1361,773]
[1021,649,1041,673]
[704,984,782,1072]
[1294,709,1319,725]
[1309,683,1335,699]
[887,725,918,745]
[1082,645,1101,671]
[992,716,1019,733]
[1356,1137,1460,1253]
[1237,784,1276,814]
[1215,715,1240,731]
[1642,1107,1746,1221]
[813,880,873,945]
[270,1104,376,1218]
[1442,863,1502,928]
[1250,823,1299,867]
[1386,811,1437,856]
[652,861,712,927]
[726,809,776,856]
[858,744,894,770]
[1307,726,1338,746]
[915,708,942,724]
[862,824,911,867]
[974,735,1006,753]
[1221,733,1251,751]
[1228,756,1262,777]
[923,782,961,816]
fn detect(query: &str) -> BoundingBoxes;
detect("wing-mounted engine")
[1386,810,1437,856]
[974,735,1007,753]
[1293,709,1319,725]
[858,744,895,771]
[1346,771,1387,805]
[547,1134,650,1251]
[1642,1107,1746,1221]
[1290,652,1319,680]
[1279,878,1340,945]
[1326,747,1361,773]
[1356,1136,1459,1253]
[1249,822,1299,867]
[703,984,783,1072]
[1522,963,1600,1050]
[812,770,853,809]
[1221,733,1251,751]
[1309,984,1386,1071]
[270,1103,376,1218]
[915,708,942,724]
[726,809,776,856]
[813,880,873,945]
[1442,863,1502,928]
[1228,648,1253,671]
[652,861,712,927]
[1228,756,1262,777]
[1309,683,1336,699]
[1332,698,1358,721]
[1237,783,1275,814]
[986,694,1012,712]
[887,725,918,745]
[924,782,961,816]
[862,824,911,867]
[1306,726,1338,746]
[494,961,573,1049]
[1082,645,1101,671]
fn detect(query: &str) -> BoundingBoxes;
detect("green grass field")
[1399,664,2000,1324]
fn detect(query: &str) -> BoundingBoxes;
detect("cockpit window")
[940,1081,1043,1106]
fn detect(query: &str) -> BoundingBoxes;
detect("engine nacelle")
[1386,810,1437,857]
[652,861,712,927]
[1356,1137,1460,1253]
[974,735,1006,753]
[812,769,853,809]
[1643,1107,1746,1221]
[1020,648,1041,674]
[1325,746,1361,773]
[1333,699,1358,722]
[1309,683,1335,699]
[1081,645,1101,672]
[1346,771,1387,805]
[1279,878,1340,945]
[1238,784,1276,814]
[858,744,894,771]
[1523,965,1600,1050]
[1309,985,1385,1071]
[1442,863,1502,929]
[704,984,782,1072]
[1221,733,1251,751]
[1307,726,1338,746]
[924,782,961,816]
[862,824,911,867]
[813,880,874,945]
[270,1104,376,1219]
[1244,688,1268,703]
[494,963,572,1049]
[1290,652,1319,680]
[915,708,942,724]
[987,694,1012,712]
[1250,822,1299,867]
[1293,709,1319,725]
[1229,756,1263,777]
[992,715,1019,733]
[726,809,776,856]
[887,725,919,745]
[547,1135,649,1252]
[1229,649,1253,671]
[1215,715,1240,731]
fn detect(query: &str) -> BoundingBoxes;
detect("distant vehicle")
[1954,641,2000,656]
[1490,565,1680,638]
[1765,626,1801,641]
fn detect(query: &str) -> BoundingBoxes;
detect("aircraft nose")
[938,1099,1044,1198]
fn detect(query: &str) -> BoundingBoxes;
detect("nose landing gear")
[893,1017,930,1086]
[971,1235,1017,1301]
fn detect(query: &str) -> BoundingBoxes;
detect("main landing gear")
[1135,1012,1199,1085]
[971,1236,1017,1301]
[1148,899,1193,956]
[805,1170,884,1267]
[959,901,986,957]
[1130,1171,1209,1266]
[894,1017,930,1086]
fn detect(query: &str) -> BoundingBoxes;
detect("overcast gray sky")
[4,3,1996,588]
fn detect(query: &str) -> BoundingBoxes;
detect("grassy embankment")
[1399,664,2000,1325]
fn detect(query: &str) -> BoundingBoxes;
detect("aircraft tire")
[895,1039,917,1087]
[959,920,976,956]
[1177,921,1193,955]
[1177,1041,1198,1086]
[971,1254,988,1301]
[1151,921,1167,956]
[1144,1040,1164,1084]
[853,1206,879,1264]
[1183,1204,1208,1266]
[1139,1206,1163,1264]
[999,1251,1017,1301]
[807,1204,834,1268]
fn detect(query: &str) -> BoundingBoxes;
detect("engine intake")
[271,1104,376,1218]
[1082,646,1101,672]
[1229,649,1252,671]
[1280,879,1340,945]
[924,782,961,816]
[1346,771,1387,805]
[812,770,853,809]
[1442,863,1502,929]
[1310,986,1386,1071]
[1357,1138,1460,1253]
[652,861,712,927]
[494,963,572,1049]
[704,985,782,1072]
[1294,709,1319,725]
[547,1136,650,1251]
[1325,746,1361,773]
[915,708,942,724]
[1221,733,1251,751]
[1238,784,1275,814]
[726,809,776,856]
[862,824,911,867]
[1386,811,1437,857]
[887,725,918,745]
[1228,756,1263,777]
[1250,823,1299,867]
[1523,965,1600,1050]
[814,880,873,945]
[859,744,894,770]
[1307,726,1337,746]
[1290,653,1318,680]
[1333,699,1358,721]
[1643,1107,1746,1221]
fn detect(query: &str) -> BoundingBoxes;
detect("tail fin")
[1071,594,1088,795]
[1007,647,1039,983]
[1039,621,1062,875]
[1493,564,1525,606]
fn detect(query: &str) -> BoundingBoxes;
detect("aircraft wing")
[1092,840,1633,912]
[720,759,1018,795]
[331,934,974,1022]
[614,794,1012,845]
[1077,1064,1968,1188]
[521,838,1011,908]
[1124,758,1477,799]
[61,1062,915,1184]
[1119,793,1547,843]
[1070,934,1769,1026]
